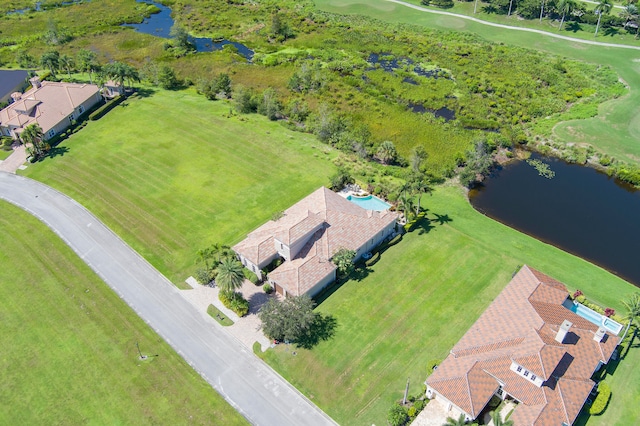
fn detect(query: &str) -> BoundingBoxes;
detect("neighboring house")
[0,77,101,141]
[102,80,124,99]
[0,70,29,105]
[426,265,620,426]
[233,187,398,297]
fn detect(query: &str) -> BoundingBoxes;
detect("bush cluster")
[589,382,611,415]
[219,291,249,317]
[243,267,259,285]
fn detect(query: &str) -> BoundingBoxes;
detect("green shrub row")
[219,291,249,317]
[243,267,260,284]
[589,382,611,415]
[88,95,123,121]
[365,252,380,267]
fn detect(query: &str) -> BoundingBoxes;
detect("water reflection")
[470,153,640,287]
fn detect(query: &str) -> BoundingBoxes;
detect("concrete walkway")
[386,0,640,50]
[0,172,337,426]
[411,399,450,426]
[0,145,27,173]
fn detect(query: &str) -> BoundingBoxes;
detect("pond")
[469,152,640,288]
[407,102,456,122]
[123,0,254,60]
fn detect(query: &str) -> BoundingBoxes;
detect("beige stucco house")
[426,265,620,426]
[0,77,101,141]
[233,187,398,297]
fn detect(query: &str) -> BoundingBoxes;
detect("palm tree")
[540,0,546,22]
[491,410,514,426]
[216,257,245,296]
[59,54,75,79]
[442,413,467,426]
[40,50,60,77]
[620,4,639,32]
[103,61,139,91]
[594,0,613,37]
[558,0,577,30]
[411,145,428,173]
[409,171,432,218]
[622,292,640,339]
[77,49,98,84]
[376,140,397,165]
[508,0,516,16]
[20,123,45,158]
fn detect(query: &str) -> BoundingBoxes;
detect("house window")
[531,374,536,381]
[47,129,56,138]
[68,114,74,124]
[78,105,85,114]
[516,366,522,372]
[524,371,529,377]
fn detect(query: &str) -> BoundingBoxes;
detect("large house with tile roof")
[426,265,620,426]
[233,187,398,297]
[0,77,101,141]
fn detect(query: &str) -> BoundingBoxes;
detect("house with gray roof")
[0,77,101,141]
[233,187,398,297]
[425,265,620,426]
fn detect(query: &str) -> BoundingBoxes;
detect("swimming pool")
[562,299,623,335]
[346,194,391,211]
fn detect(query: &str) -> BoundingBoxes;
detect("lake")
[469,152,640,287]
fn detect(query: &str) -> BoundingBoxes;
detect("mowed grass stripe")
[23,88,337,284]
[0,201,248,425]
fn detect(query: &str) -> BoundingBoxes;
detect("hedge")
[365,252,380,267]
[243,267,259,284]
[219,291,249,317]
[589,382,611,415]
[89,95,123,120]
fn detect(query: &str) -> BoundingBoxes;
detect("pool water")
[562,299,623,335]
[347,195,391,211]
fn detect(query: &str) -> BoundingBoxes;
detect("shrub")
[219,291,249,317]
[407,406,417,419]
[89,96,122,120]
[243,267,259,284]
[365,252,380,267]
[194,267,215,285]
[263,283,273,294]
[576,295,586,304]
[388,403,409,426]
[604,308,615,318]
[387,234,402,246]
[589,382,611,415]
[572,289,583,299]
[414,399,425,412]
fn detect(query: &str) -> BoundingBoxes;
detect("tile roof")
[233,187,398,296]
[427,265,620,426]
[0,81,99,136]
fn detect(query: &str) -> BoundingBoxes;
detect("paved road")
[0,172,337,426]
[387,0,640,50]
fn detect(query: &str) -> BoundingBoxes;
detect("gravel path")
[0,172,337,426]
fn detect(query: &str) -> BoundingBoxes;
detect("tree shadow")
[564,22,583,33]
[246,291,271,315]
[134,87,156,98]
[433,213,452,225]
[296,313,337,349]
[405,215,434,234]
[603,27,619,37]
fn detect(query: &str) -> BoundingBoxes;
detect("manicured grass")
[314,0,640,165]
[208,304,234,326]
[21,87,337,285]
[0,200,247,425]
[0,149,12,161]
[260,184,640,425]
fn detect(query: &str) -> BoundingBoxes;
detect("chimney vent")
[555,320,573,343]
[29,77,41,89]
[594,327,607,343]
[10,92,21,103]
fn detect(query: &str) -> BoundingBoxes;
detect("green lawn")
[314,0,640,165]
[0,149,12,161]
[21,87,337,285]
[261,184,640,425]
[0,200,247,425]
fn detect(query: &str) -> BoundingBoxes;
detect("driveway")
[0,172,337,426]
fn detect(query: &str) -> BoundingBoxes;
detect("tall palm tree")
[59,54,75,79]
[216,257,245,296]
[20,123,45,158]
[410,172,432,218]
[104,61,139,91]
[491,410,514,426]
[411,145,428,173]
[442,413,467,426]
[40,50,60,77]
[508,0,516,16]
[540,0,546,22]
[594,0,613,37]
[77,49,98,84]
[622,292,640,339]
[558,0,577,30]
[620,4,639,32]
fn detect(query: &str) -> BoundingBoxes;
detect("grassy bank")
[21,87,337,285]
[0,200,247,425]
[314,0,640,165]
[260,184,640,425]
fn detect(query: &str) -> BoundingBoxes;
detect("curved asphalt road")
[0,172,337,426]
